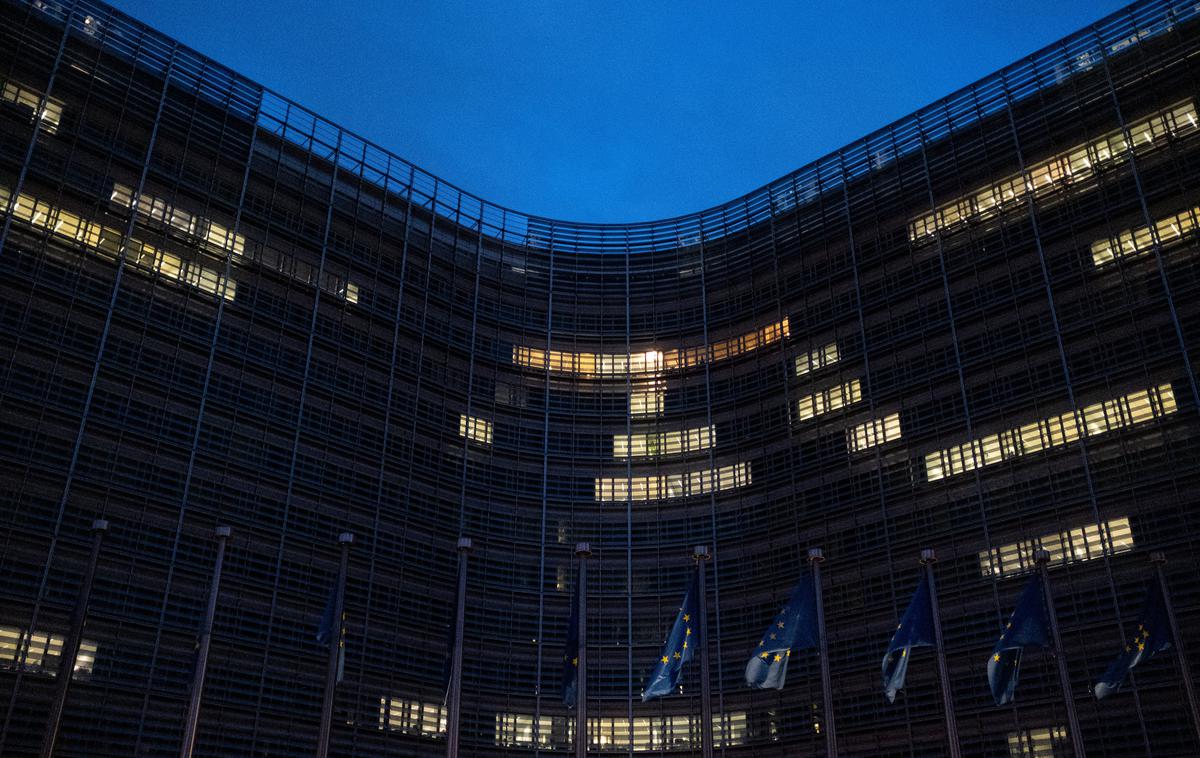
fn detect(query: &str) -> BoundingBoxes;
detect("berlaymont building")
[2,0,1200,756]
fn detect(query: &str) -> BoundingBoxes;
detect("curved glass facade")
[1,0,1200,756]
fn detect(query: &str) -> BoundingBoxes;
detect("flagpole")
[808,548,838,757]
[1035,549,1086,758]
[39,518,108,758]
[693,545,714,758]
[574,542,590,758]
[1150,551,1200,746]
[920,548,962,758]
[180,525,232,758]
[316,531,353,758]
[446,536,472,758]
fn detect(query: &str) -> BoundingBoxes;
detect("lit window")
[630,383,665,417]
[1007,726,1067,757]
[458,414,494,445]
[795,342,839,377]
[1,185,235,302]
[0,626,97,679]
[908,101,1199,242]
[925,384,1175,482]
[797,379,862,421]
[981,517,1133,578]
[847,413,902,453]
[378,696,446,737]
[513,319,789,377]
[1,81,63,134]
[1091,205,1200,266]
[493,711,746,751]
[613,425,713,459]
[594,462,750,502]
[110,182,245,257]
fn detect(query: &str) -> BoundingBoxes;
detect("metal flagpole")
[808,548,838,757]
[316,532,353,758]
[920,548,962,758]
[446,536,472,758]
[1035,548,1086,758]
[40,518,108,758]
[180,525,232,758]
[693,545,714,758]
[1150,551,1200,746]
[575,542,590,758]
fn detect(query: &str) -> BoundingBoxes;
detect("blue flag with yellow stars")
[988,573,1050,705]
[882,574,936,703]
[1094,579,1171,699]
[316,585,346,682]
[642,569,700,702]
[745,573,820,689]
[562,578,581,707]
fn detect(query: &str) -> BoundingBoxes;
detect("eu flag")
[316,585,346,682]
[882,574,936,703]
[1094,579,1171,699]
[642,569,700,702]
[745,573,819,690]
[987,574,1050,705]
[562,579,581,707]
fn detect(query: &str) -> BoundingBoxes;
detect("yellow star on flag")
[661,655,669,664]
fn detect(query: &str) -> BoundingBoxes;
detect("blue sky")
[110,0,1130,223]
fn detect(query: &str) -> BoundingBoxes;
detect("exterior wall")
[0,0,1199,756]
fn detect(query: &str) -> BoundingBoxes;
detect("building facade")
[1,0,1199,755]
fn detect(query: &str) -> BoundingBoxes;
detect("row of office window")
[846,413,903,453]
[594,462,751,502]
[613,425,714,459]
[1091,204,1200,266]
[512,319,790,377]
[0,185,235,300]
[0,626,97,680]
[797,379,862,421]
[494,711,747,751]
[458,414,494,446]
[1007,726,1068,758]
[980,516,1134,578]
[1,79,63,134]
[630,383,665,417]
[795,342,839,377]
[908,100,1199,241]
[924,383,1177,482]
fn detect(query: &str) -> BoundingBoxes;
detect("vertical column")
[920,549,962,758]
[1035,549,1086,758]
[693,545,713,758]
[575,542,590,758]
[446,536,472,758]
[39,518,108,758]
[808,548,837,757]
[315,532,353,758]
[179,526,232,758]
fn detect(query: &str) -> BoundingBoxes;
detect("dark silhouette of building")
[1,0,1199,755]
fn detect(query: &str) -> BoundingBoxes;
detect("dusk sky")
[110,0,1130,223]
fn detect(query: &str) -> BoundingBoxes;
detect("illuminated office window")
[111,182,245,257]
[795,342,839,377]
[613,425,713,459]
[493,711,746,751]
[378,696,446,737]
[1091,205,1200,266]
[458,414,494,445]
[1,81,63,134]
[1,185,235,301]
[908,101,1199,241]
[594,462,750,502]
[1007,726,1067,757]
[847,413,902,453]
[630,383,665,417]
[981,517,1133,578]
[797,379,862,421]
[925,383,1176,482]
[513,318,789,376]
[0,626,97,679]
